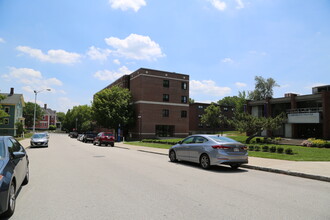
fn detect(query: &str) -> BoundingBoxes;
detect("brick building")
[189,102,235,134]
[246,85,330,139]
[35,104,57,130]
[101,68,190,139]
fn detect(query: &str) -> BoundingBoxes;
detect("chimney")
[44,104,47,109]
[9,88,14,96]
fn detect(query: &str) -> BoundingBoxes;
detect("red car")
[93,132,115,147]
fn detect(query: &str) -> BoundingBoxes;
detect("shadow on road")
[169,160,248,174]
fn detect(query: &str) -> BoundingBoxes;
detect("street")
[8,134,330,220]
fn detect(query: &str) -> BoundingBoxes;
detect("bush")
[277,147,284,154]
[269,146,276,153]
[262,146,269,152]
[285,148,293,155]
[49,125,56,130]
[248,145,254,151]
[255,146,260,151]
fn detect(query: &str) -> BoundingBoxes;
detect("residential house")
[35,104,57,130]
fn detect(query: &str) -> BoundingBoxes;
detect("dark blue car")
[0,136,29,217]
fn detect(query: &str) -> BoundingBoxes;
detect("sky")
[1,0,329,113]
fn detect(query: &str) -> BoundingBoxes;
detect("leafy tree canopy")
[23,102,44,128]
[92,86,133,131]
[62,105,93,132]
[248,76,279,100]
[218,91,247,113]
[201,103,227,133]
[0,94,9,124]
[56,112,66,122]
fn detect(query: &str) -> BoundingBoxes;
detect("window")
[163,94,169,102]
[4,107,10,114]
[4,118,9,125]
[182,137,195,144]
[198,114,202,118]
[162,109,169,117]
[181,110,187,118]
[181,96,187,103]
[181,82,187,90]
[10,138,22,152]
[198,123,203,128]
[223,107,228,112]
[198,105,203,109]
[195,137,207,144]
[163,80,169,88]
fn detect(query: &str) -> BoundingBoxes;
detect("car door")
[175,136,195,161]
[188,136,208,163]
[8,138,27,186]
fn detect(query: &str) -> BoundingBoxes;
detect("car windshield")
[0,140,5,159]
[209,136,238,143]
[33,134,46,139]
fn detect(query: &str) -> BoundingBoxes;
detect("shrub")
[255,146,260,151]
[248,145,254,151]
[277,147,284,153]
[269,146,276,153]
[285,148,293,155]
[262,146,269,152]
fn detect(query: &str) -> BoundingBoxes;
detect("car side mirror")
[12,151,26,159]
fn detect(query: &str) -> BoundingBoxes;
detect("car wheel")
[200,154,211,169]
[110,143,114,147]
[3,181,16,217]
[169,150,177,162]
[22,165,29,185]
[230,164,239,169]
[98,142,102,146]
[105,144,108,146]
[93,141,96,145]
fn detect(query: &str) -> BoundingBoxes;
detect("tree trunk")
[245,134,259,144]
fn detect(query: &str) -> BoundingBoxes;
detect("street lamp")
[33,89,51,133]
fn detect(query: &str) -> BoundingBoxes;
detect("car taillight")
[212,145,230,149]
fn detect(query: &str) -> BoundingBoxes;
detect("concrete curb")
[119,146,330,183]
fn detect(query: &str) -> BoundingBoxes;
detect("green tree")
[0,94,9,124]
[248,76,279,100]
[23,102,44,128]
[189,98,195,104]
[15,121,24,136]
[62,105,93,132]
[218,91,247,113]
[201,103,227,134]
[229,112,285,143]
[56,112,66,123]
[92,86,134,135]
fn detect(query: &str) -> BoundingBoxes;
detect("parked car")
[69,132,78,138]
[77,134,85,141]
[0,136,29,217]
[169,134,248,169]
[93,132,115,147]
[30,133,49,147]
[83,133,97,143]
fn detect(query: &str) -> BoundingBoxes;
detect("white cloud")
[0,38,5,43]
[16,46,81,64]
[190,80,231,96]
[208,0,227,11]
[113,59,121,65]
[2,67,63,92]
[93,66,131,81]
[222,58,234,63]
[87,46,111,61]
[235,82,247,88]
[235,0,244,9]
[57,97,80,112]
[109,0,146,12]
[105,34,165,61]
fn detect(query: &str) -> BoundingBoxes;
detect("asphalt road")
[7,133,330,220]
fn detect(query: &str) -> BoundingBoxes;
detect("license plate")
[234,148,239,152]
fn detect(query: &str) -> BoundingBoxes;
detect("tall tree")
[0,94,9,124]
[218,91,247,113]
[248,76,279,100]
[62,105,93,132]
[92,86,134,134]
[229,112,285,143]
[56,112,66,123]
[201,103,227,134]
[23,102,43,128]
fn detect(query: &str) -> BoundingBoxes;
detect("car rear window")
[0,140,5,159]
[104,133,113,137]
[209,136,238,143]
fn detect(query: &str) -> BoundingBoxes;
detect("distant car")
[83,133,97,143]
[69,132,78,138]
[30,133,49,147]
[77,134,85,141]
[0,136,29,217]
[93,132,115,147]
[169,134,248,169]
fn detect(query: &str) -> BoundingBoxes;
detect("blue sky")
[1,0,329,112]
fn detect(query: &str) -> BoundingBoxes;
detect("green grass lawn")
[125,137,330,161]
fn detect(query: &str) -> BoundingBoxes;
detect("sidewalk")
[19,138,330,182]
[115,142,330,182]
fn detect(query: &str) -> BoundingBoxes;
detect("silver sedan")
[169,134,248,169]
[30,133,49,147]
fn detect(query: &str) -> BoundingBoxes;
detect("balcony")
[287,108,322,124]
